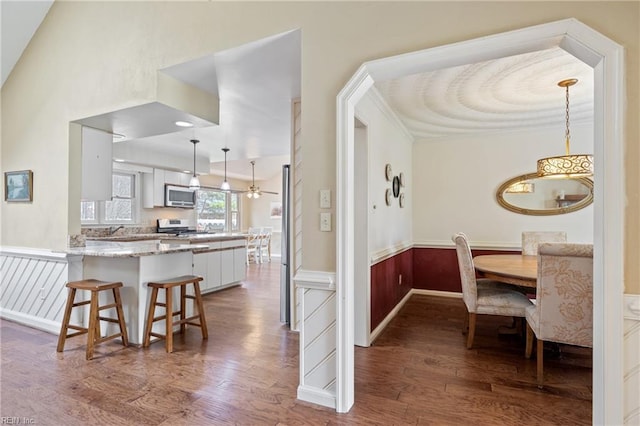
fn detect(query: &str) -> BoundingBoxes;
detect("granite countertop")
[64,242,208,258]
[159,233,247,244]
[85,233,166,242]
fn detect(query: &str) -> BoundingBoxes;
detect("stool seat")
[143,275,208,353]
[57,279,128,360]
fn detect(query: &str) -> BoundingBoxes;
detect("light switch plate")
[320,189,331,208]
[320,212,331,231]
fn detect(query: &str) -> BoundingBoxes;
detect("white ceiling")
[0,0,54,87]
[375,47,593,140]
[3,6,594,181]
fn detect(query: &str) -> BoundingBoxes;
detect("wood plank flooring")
[0,262,591,425]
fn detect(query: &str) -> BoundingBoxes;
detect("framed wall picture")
[270,201,282,219]
[5,170,33,202]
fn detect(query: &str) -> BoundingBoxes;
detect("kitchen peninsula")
[65,241,206,345]
[68,232,248,345]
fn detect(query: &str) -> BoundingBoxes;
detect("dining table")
[473,254,537,289]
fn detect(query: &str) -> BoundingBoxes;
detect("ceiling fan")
[242,160,278,198]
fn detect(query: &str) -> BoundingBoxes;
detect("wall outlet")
[320,189,331,209]
[320,212,331,231]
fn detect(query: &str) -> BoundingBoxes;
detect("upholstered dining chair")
[521,231,567,255]
[525,242,593,387]
[452,233,534,349]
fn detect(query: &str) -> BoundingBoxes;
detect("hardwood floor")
[0,262,591,425]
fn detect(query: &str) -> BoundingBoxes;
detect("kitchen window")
[81,172,138,224]
[196,188,240,233]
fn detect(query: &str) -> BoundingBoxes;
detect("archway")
[336,18,624,424]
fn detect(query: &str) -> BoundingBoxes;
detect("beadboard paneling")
[0,248,81,334]
[624,298,640,425]
[295,269,337,409]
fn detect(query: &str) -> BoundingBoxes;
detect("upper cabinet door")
[81,127,112,201]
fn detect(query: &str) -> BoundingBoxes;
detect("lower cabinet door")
[193,253,209,292]
[234,247,247,282]
[206,251,222,291]
[220,249,235,286]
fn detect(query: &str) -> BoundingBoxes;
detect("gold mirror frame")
[496,172,593,216]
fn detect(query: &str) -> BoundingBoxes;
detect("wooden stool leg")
[165,288,173,353]
[86,291,99,360]
[143,287,159,348]
[57,288,76,352]
[112,288,129,347]
[180,284,186,335]
[193,281,208,339]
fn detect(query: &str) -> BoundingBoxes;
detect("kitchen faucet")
[109,225,125,235]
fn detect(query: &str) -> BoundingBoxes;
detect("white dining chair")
[525,242,593,387]
[246,227,262,264]
[259,227,273,262]
[452,232,534,349]
[521,231,567,255]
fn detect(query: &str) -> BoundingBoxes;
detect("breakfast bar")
[65,242,207,345]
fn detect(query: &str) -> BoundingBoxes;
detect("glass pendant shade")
[220,180,231,191]
[188,175,201,190]
[537,78,593,179]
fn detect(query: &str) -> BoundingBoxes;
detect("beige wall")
[1,2,638,291]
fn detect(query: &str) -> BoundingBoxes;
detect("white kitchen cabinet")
[220,249,235,287]
[191,239,246,294]
[81,127,112,201]
[234,247,247,282]
[148,168,192,207]
[206,250,222,291]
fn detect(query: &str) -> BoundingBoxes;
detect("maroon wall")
[370,246,518,331]
[412,247,520,292]
[370,249,413,331]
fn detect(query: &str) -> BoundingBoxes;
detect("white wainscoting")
[624,294,640,425]
[0,247,82,334]
[294,269,337,409]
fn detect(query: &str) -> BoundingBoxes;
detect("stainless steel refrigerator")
[280,164,291,324]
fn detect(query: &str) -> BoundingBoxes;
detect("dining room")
[350,40,596,418]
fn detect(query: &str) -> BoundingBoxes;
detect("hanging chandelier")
[220,148,231,191]
[246,160,261,199]
[188,139,200,190]
[537,78,593,179]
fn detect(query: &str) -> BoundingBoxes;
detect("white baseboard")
[370,290,413,344]
[297,385,336,409]
[0,308,60,335]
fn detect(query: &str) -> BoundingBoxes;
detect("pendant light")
[537,78,593,179]
[246,160,261,199]
[220,148,231,191]
[188,139,200,190]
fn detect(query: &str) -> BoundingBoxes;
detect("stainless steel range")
[156,219,197,235]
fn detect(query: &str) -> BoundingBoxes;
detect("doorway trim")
[336,18,624,423]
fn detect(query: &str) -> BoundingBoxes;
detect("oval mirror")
[496,172,593,216]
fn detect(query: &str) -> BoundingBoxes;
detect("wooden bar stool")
[57,279,129,360]
[143,275,208,353]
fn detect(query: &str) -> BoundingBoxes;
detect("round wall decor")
[392,176,401,198]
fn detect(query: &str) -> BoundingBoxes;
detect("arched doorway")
[336,18,624,423]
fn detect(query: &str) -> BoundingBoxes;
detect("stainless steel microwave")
[165,185,196,208]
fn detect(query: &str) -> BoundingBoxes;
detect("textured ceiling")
[375,47,594,140]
